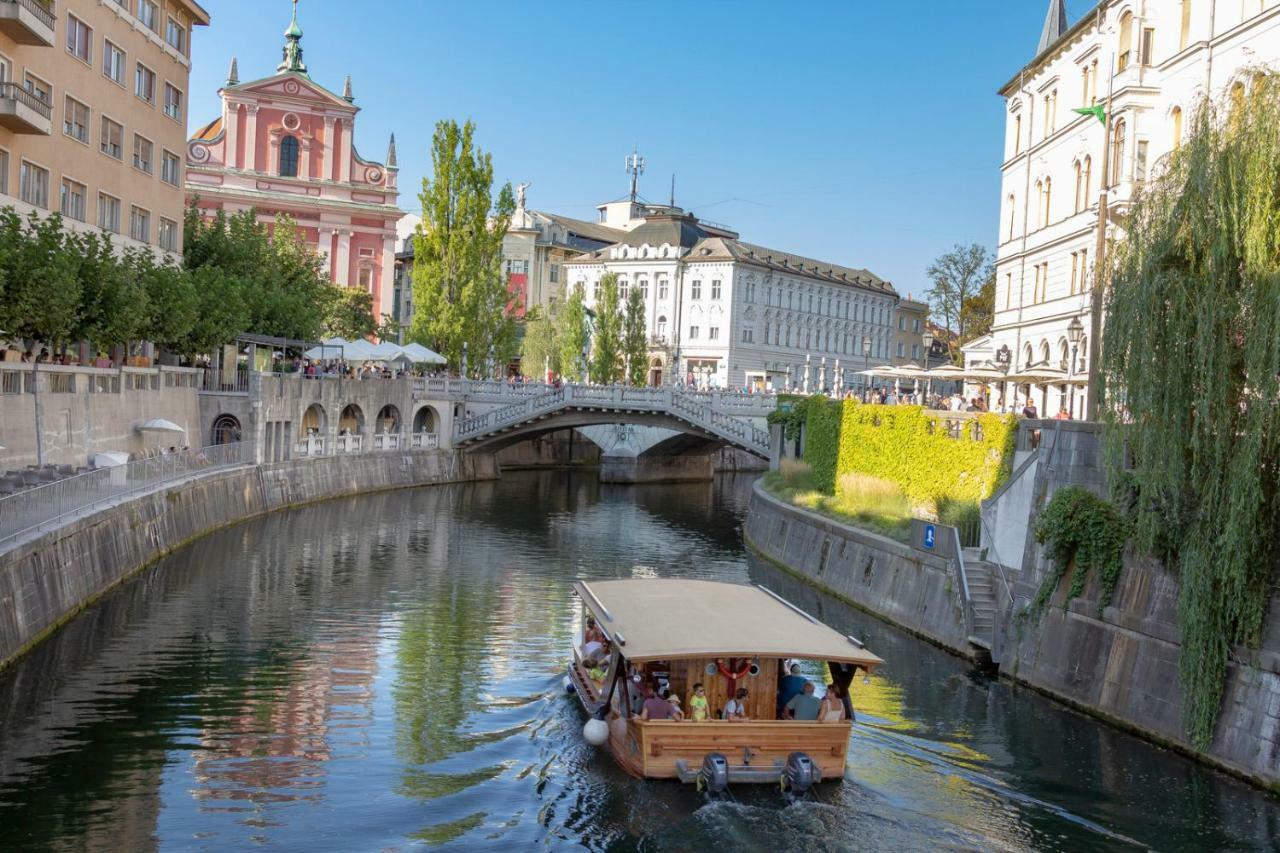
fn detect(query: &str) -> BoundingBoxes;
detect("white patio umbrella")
[365,341,406,362]
[400,342,447,365]
[92,451,131,468]
[135,418,185,434]
[925,365,968,379]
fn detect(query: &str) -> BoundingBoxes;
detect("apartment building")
[0,0,209,258]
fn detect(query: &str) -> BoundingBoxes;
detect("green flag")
[1073,105,1106,125]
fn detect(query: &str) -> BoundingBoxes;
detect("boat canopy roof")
[573,579,884,669]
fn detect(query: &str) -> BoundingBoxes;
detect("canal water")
[0,471,1277,851]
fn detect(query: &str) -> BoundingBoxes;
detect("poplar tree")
[410,119,516,375]
[623,286,648,385]
[925,243,992,362]
[556,286,588,381]
[591,272,623,383]
[519,305,561,380]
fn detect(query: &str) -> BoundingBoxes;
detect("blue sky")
[189,1,1098,297]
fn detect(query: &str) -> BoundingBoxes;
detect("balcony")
[0,82,51,135]
[0,0,55,46]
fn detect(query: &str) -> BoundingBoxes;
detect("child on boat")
[689,683,709,721]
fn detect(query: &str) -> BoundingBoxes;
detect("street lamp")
[861,335,873,402]
[922,331,934,405]
[1067,315,1084,420]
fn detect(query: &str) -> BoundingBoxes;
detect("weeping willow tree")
[1101,78,1280,749]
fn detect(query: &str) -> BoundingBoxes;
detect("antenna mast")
[625,148,645,204]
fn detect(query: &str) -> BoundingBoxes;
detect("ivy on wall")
[1030,486,1130,618]
[782,398,1016,511]
[833,403,1016,506]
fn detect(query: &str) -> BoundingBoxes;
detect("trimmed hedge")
[792,399,1017,509]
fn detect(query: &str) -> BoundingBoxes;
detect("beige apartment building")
[0,0,209,258]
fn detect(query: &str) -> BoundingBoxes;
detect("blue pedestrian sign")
[923,524,936,550]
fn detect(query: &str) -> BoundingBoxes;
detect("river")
[0,471,1276,851]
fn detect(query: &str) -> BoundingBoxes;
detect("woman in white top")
[819,683,846,722]
[723,687,750,721]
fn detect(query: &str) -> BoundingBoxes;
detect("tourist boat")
[568,579,883,792]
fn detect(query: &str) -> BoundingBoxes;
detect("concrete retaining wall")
[743,482,972,655]
[993,422,1280,790]
[0,449,497,670]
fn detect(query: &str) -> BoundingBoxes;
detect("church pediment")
[230,73,355,112]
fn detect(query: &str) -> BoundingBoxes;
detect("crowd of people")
[579,619,854,724]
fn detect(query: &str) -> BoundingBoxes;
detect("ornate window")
[279,134,299,177]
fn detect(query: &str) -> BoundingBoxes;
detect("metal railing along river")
[0,443,246,546]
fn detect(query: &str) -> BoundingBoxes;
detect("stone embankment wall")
[0,449,497,670]
[0,363,204,470]
[992,422,1280,790]
[743,482,971,654]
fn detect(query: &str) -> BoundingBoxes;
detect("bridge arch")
[412,404,441,434]
[375,404,401,434]
[302,403,326,437]
[339,404,365,436]
[211,413,242,446]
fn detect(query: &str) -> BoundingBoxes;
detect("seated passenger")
[819,683,846,722]
[777,663,807,713]
[640,688,675,721]
[724,687,751,721]
[582,637,609,664]
[588,658,608,686]
[667,694,685,721]
[584,617,606,646]
[784,682,822,721]
[689,683,709,722]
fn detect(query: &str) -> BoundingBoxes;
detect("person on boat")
[584,617,606,647]
[588,658,608,687]
[724,687,750,721]
[626,671,645,716]
[689,683,709,721]
[828,661,857,720]
[640,688,675,720]
[784,682,822,721]
[582,636,609,664]
[777,663,807,714]
[668,694,686,721]
[819,683,846,722]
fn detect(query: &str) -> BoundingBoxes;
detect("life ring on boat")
[716,658,751,682]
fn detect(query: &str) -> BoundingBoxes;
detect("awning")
[924,366,968,379]
[92,451,131,468]
[963,368,1009,381]
[136,418,185,434]
[574,579,884,668]
[400,342,447,365]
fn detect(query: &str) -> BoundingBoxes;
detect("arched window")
[1013,113,1022,155]
[656,315,667,339]
[1006,194,1017,241]
[1179,0,1192,51]
[1110,119,1126,186]
[1171,107,1183,149]
[1042,177,1052,226]
[1033,181,1043,228]
[1082,156,1092,206]
[1074,161,1084,213]
[1118,12,1134,71]
[279,134,299,177]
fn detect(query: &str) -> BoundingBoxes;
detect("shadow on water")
[0,470,1275,851]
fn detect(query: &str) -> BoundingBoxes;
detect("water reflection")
[0,471,1275,851]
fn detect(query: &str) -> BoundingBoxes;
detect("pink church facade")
[184,8,402,325]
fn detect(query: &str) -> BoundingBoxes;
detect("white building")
[975,0,1280,417]
[564,209,898,390]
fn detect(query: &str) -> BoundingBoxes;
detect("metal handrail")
[0,442,245,546]
[0,81,52,118]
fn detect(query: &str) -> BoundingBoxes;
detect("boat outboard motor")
[700,752,729,796]
[784,752,818,795]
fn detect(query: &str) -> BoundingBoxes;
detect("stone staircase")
[962,548,1000,651]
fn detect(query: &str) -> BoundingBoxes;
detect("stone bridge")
[451,385,772,459]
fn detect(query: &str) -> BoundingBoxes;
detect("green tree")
[1100,84,1280,748]
[591,272,623,383]
[958,269,995,345]
[137,256,198,353]
[519,305,561,380]
[623,285,648,385]
[410,119,516,375]
[0,211,80,348]
[556,285,588,381]
[925,243,993,362]
[72,234,148,352]
[322,287,380,340]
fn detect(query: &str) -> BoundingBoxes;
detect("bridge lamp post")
[861,335,872,402]
[1067,315,1084,420]
[922,331,934,405]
